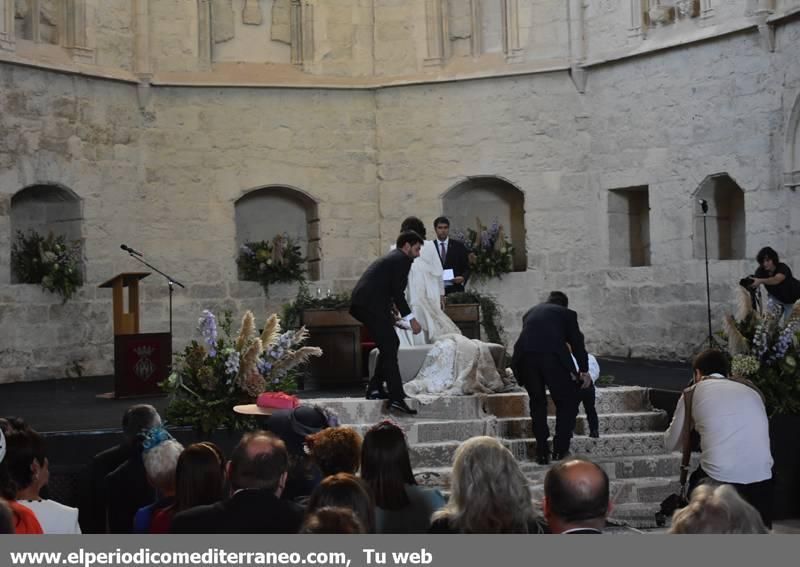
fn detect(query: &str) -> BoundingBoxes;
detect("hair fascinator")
[141,426,175,453]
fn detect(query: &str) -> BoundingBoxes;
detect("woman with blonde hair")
[429,436,546,533]
[669,484,768,534]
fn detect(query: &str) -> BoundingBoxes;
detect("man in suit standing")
[543,458,611,534]
[512,291,591,463]
[350,231,423,415]
[433,217,470,295]
[171,432,303,534]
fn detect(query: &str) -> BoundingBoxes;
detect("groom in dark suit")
[512,291,591,464]
[350,231,423,415]
[433,216,471,295]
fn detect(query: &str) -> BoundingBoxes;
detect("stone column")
[629,0,647,38]
[699,0,714,18]
[502,0,521,62]
[424,0,446,67]
[197,0,212,70]
[133,0,151,76]
[63,0,93,62]
[470,0,480,57]
[0,0,15,51]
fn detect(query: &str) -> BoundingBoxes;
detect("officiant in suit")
[512,291,591,464]
[433,217,471,295]
[350,231,424,415]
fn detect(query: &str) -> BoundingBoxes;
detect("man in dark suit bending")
[350,231,423,415]
[512,291,591,464]
[433,217,471,295]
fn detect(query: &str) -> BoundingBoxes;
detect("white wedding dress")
[394,240,517,400]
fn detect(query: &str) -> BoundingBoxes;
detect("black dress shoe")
[536,453,550,466]
[552,451,571,461]
[389,399,417,415]
[366,389,389,400]
[589,430,600,439]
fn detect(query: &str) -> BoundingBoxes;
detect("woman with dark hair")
[0,418,57,534]
[300,506,366,534]
[305,473,375,533]
[149,442,226,533]
[360,421,444,533]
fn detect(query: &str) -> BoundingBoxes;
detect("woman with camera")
[749,246,800,318]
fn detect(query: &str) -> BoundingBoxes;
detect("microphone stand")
[122,250,185,340]
[700,200,716,349]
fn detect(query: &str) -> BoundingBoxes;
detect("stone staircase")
[313,386,684,529]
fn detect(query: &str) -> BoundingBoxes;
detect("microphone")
[698,199,708,214]
[120,244,143,257]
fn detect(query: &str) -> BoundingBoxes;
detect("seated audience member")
[171,432,303,534]
[543,458,611,534]
[306,427,362,478]
[133,428,183,533]
[300,506,366,534]
[0,498,13,534]
[0,421,43,534]
[98,405,162,534]
[266,406,334,502]
[305,473,376,533]
[150,442,226,534]
[360,421,444,533]
[3,419,80,533]
[664,349,774,528]
[430,436,546,534]
[669,484,768,534]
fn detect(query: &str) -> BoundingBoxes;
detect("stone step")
[607,503,669,529]
[310,387,655,425]
[410,432,668,468]
[414,452,697,488]
[344,411,665,443]
[529,477,681,506]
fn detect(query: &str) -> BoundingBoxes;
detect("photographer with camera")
[747,247,800,319]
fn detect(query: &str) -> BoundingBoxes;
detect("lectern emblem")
[133,345,156,382]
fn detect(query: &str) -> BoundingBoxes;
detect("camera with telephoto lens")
[739,276,755,289]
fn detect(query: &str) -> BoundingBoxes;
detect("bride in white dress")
[394,218,516,399]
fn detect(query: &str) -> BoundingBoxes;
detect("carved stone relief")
[242,0,262,26]
[272,0,291,44]
[211,0,234,43]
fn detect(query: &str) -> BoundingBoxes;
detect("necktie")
[440,241,447,262]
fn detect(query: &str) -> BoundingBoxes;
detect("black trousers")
[577,385,599,434]
[519,352,579,456]
[349,306,405,401]
[688,466,774,529]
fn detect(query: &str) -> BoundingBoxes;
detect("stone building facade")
[2,0,800,382]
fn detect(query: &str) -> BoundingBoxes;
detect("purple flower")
[198,310,218,357]
[225,351,240,376]
[240,244,255,258]
[257,359,273,375]
[480,230,491,250]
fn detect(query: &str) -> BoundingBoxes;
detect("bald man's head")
[228,431,288,492]
[543,459,610,532]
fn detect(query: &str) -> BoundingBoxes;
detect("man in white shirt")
[664,349,774,528]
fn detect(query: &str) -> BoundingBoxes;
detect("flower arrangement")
[237,234,306,296]
[722,288,800,416]
[453,218,514,281]
[281,283,352,330]
[162,308,323,434]
[10,230,82,302]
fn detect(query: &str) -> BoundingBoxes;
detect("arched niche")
[692,173,746,261]
[234,185,321,281]
[10,184,84,283]
[785,92,800,190]
[442,176,527,271]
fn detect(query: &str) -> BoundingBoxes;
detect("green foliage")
[452,218,514,281]
[11,230,82,303]
[446,290,506,346]
[596,374,615,387]
[237,234,306,296]
[282,283,352,330]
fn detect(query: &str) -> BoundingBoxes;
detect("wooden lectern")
[99,273,170,398]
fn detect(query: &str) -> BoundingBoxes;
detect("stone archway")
[10,184,84,284]
[442,176,527,271]
[692,173,746,260]
[234,185,321,280]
